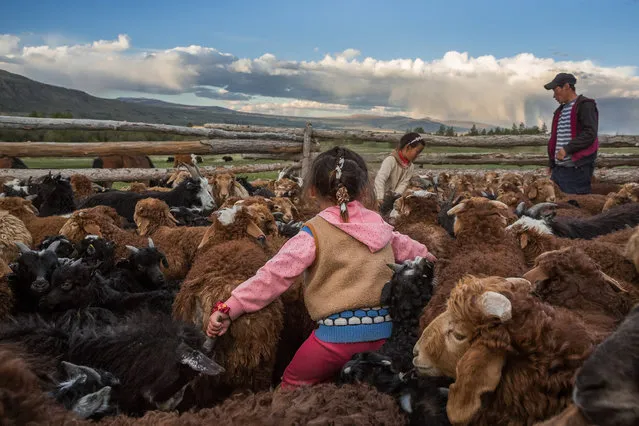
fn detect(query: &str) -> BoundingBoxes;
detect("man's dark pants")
[551,163,594,194]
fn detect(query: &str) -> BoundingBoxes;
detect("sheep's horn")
[479,291,512,322]
[147,238,155,248]
[15,241,31,254]
[515,202,527,218]
[527,202,558,219]
[125,245,140,254]
[46,240,61,254]
[387,263,402,273]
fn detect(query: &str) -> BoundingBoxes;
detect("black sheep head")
[340,351,401,392]
[122,238,168,290]
[10,241,61,303]
[40,258,97,312]
[52,361,120,420]
[382,256,436,322]
[38,235,76,258]
[75,236,116,267]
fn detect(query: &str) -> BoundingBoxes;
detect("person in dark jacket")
[544,72,599,194]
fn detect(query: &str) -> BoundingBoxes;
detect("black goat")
[437,190,461,238]
[253,186,276,198]
[222,155,233,162]
[8,241,61,313]
[572,305,639,426]
[380,191,401,218]
[73,235,116,273]
[34,173,76,216]
[51,361,120,419]
[66,311,224,416]
[108,241,168,292]
[169,206,212,227]
[516,202,639,240]
[379,256,437,372]
[79,164,215,222]
[235,176,256,195]
[340,352,451,426]
[38,235,76,258]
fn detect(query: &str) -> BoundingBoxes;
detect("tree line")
[408,122,548,137]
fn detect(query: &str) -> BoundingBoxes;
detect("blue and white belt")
[314,306,392,343]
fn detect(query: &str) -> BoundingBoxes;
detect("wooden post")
[301,122,313,180]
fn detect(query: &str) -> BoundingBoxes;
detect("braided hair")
[302,146,374,222]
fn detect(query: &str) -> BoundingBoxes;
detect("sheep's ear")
[72,386,112,419]
[136,218,152,236]
[386,263,402,273]
[197,227,214,250]
[600,272,629,293]
[504,277,533,292]
[488,200,509,211]
[147,237,155,248]
[527,186,538,200]
[519,233,529,249]
[447,343,506,425]
[176,343,225,376]
[447,202,467,217]
[83,224,102,237]
[61,361,102,383]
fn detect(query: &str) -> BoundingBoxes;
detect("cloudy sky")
[1,0,638,132]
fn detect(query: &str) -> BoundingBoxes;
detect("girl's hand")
[206,311,231,337]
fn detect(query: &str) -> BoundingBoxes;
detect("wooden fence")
[1,115,638,183]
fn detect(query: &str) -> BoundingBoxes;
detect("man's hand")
[556,148,567,161]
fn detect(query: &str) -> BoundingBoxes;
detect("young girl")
[207,146,436,389]
[374,132,426,204]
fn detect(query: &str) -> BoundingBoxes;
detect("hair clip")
[408,136,424,146]
[335,156,345,180]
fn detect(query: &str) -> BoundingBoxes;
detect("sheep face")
[603,183,639,211]
[383,257,436,321]
[390,191,439,224]
[37,235,75,258]
[134,198,178,235]
[413,275,529,425]
[245,202,278,236]
[182,177,215,213]
[39,259,96,312]
[11,241,60,295]
[573,305,639,426]
[268,197,298,223]
[525,178,557,203]
[198,205,267,249]
[498,173,524,195]
[0,197,38,219]
[211,173,235,203]
[122,243,168,290]
[446,197,509,236]
[274,177,300,198]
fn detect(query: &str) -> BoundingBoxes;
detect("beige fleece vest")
[303,216,394,321]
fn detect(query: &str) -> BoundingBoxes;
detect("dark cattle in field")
[0,156,28,169]
[92,155,157,188]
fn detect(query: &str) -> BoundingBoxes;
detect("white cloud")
[0,34,20,56]
[1,33,638,130]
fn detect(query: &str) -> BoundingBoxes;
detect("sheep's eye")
[138,265,145,271]
[61,281,73,291]
[450,330,466,341]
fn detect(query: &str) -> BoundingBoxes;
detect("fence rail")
[1,115,638,184]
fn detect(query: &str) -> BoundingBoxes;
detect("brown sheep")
[625,226,639,273]
[413,275,596,426]
[173,153,198,168]
[210,172,249,205]
[0,209,33,264]
[60,206,149,259]
[602,182,639,211]
[133,198,207,280]
[525,177,558,204]
[219,196,279,237]
[390,190,453,260]
[0,259,13,320]
[267,197,299,223]
[0,197,68,246]
[449,173,476,199]
[0,344,87,425]
[506,217,638,284]
[523,247,638,340]
[165,170,191,188]
[70,174,96,202]
[420,197,527,329]
[533,404,591,426]
[99,383,406,426]
[173,205,284,393]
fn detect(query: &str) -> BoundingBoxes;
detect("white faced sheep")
[420,197,527,330]
[173,205,284,395]
[413,275,597,426]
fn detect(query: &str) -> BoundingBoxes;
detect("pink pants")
[280,330,386,389]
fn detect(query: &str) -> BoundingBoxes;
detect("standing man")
[544,72,599,194]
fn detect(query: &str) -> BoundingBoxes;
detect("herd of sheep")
[0,161,638,425]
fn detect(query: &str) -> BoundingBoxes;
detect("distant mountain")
[0,69,468,131]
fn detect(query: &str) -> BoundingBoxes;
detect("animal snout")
[31,279,50,293]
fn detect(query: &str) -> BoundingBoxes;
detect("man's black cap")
[544,73,577,90]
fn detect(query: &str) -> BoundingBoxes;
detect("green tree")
[511,123,518,134]
[414,126,425,133]
[519,122,526,133]
[541,122,548,134]
[487,128,495,135]
[445,126,455,137]
[480,128,487,136]
[436,124,446,136]
[468,124,479,136]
